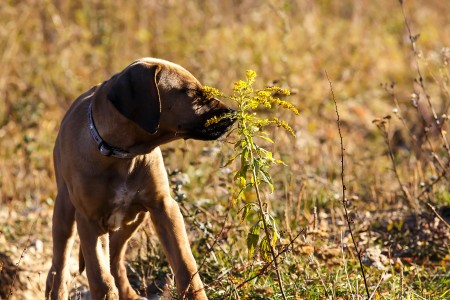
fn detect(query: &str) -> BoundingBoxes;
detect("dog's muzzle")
[190,107,236,141]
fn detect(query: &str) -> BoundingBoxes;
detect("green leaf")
[238,190,246,201]
[254,159,260,175]
[233,187,246,202]
[260,237,272,262]
[224,152,240,167]
[259,168,272,182]
[242,147,249,163]
[235,164,249,181]
[275,159,287,166]
[271,227,278,247]
[263,214,273,229]
[239,140,247,148]
[247,224,260,259]
[264,150,273,160]
[259,169,274,192]
[241,204,251,221]
[237,176,246,188]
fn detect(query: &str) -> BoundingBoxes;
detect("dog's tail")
[79,245,86,274]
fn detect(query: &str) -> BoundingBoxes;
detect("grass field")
[1,0,449,299]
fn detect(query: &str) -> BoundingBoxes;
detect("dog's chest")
[107,184,137,231]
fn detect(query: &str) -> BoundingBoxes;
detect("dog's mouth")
[186,108,236,141]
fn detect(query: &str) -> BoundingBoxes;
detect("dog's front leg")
[110,212,148,300]
[76,212,119,299]
[149,197,207,300]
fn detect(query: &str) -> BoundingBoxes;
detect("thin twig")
[397,0,450,229]
[326,71,370,299]
[341,230,354,296]
[383,84,450,227]
[426,202,450,229]
[377,117,416,208]
[399,0,450,156]
[368,270,387,300]
[7,219,38,299]
[399,0,450,162]
[384,83,435,169]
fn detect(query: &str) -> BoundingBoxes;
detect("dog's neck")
[88,101,136,158]
[90,82,177,157]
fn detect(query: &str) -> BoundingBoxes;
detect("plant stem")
[399,0,450,158]
[251,167,287,300]
[326,72,370,299]
[380,120,416,208]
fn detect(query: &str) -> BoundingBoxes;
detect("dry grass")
[1,0,449,299]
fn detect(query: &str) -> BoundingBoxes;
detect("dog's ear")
[107,63,161,134]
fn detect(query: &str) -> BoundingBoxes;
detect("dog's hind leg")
[110,211,148,300]
[45,185,76,300]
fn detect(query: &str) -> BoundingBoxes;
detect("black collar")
[88,102,136,159]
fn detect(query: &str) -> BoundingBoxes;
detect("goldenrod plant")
[204,70,299,299]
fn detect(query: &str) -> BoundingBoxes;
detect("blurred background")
[1,0,449,299]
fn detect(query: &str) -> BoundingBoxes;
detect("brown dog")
[45,58,234,300]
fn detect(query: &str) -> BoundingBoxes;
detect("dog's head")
[107,58,235,142]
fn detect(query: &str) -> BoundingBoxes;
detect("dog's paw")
[69,284,91,300]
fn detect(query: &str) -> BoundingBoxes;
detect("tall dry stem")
[326,72,370,299]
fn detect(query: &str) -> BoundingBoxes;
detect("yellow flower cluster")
[265,86,291,96]
[252,89,299,116]
[272,117,296,137]
[204,115,222,127]
[233,70,257,93]
[246,70,257,82]
[233,80,249,93]
[201,86,223,99]
[273,99,299,115]
[204,69,298,137]
[255,91,273,108]
[254,118,271,127]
